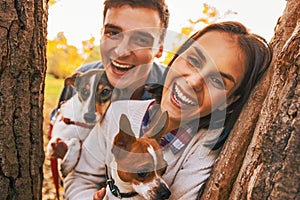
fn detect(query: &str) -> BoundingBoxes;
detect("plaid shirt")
[141,101,198,154]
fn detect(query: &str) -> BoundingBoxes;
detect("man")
[50,0,169,161]
[57,0,170,199]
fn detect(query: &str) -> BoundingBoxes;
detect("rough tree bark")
[0,0,48,199]
[200,0,300,199]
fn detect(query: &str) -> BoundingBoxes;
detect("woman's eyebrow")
[194,46,207,63]
[219,72,236,85]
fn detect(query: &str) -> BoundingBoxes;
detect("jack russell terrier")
[47,69,115,199]
[105,110,171,200]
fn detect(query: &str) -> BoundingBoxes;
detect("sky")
[47,0,286,48]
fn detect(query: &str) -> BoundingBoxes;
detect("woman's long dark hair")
[146,21,273,150]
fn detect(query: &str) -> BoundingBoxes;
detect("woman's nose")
[186,73,205,92]
[113,37,132,57]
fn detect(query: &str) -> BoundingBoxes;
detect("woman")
[64,21,272,200]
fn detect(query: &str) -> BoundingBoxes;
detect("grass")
[43,73,64,129]
[44,73,64,104]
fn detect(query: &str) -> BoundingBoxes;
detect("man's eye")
[105,30,122,40]
[210,76,225,90]
[132,35,153,47]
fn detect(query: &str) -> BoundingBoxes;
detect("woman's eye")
[210,77,225,90]
[187,56,203,68]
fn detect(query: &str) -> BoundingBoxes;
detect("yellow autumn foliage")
[47,32,83,78]
[47,32,100,79]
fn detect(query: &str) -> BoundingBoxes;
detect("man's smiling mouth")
[111,60,135,72]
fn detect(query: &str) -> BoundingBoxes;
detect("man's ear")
[155,45,163,58]
[218,95,241,111]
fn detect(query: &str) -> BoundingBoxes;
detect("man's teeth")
[174,84,196,105]
[111,60,132,69]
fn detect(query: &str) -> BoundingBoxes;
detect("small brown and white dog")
[47,69,115,199]
[47,69,115,176]
[105,110,171,200]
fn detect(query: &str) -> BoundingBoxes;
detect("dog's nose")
[156,184,171,200]
[84,112,96,123]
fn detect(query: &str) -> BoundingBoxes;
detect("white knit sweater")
[64,100,222,200]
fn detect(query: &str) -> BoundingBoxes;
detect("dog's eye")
[137,170,149,179]
[81,88,90,100]
[100,88,111,97]
[161,166,167,175]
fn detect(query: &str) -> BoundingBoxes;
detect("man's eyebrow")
[194,46,207,63]
[104,23,122,31]
[132,30,155,40]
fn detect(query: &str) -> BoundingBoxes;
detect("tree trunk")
[200,0,300,199]
[0,0,48,199]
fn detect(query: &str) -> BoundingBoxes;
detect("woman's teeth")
[173,84,197,106]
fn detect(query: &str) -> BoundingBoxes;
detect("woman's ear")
[217,95,241,111]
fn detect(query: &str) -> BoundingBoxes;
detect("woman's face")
[161,31,246,126]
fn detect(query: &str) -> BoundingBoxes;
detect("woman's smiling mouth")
[171,83,197,108]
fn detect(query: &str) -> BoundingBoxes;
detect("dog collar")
[60,116,95,129]
[105,165,138,199]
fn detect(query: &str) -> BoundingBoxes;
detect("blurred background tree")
[46,0,100,79]
[47,32,83,78]
[160,3,236,66]
[47,32,101,79]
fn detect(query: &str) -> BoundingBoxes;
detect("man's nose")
[113,36,132,57]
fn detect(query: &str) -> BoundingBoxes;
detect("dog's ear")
[112,114,136,159]
[143,109,168,143]
[64,72,82,87]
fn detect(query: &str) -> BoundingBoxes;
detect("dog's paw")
[60,138,81,177]
[45,138,56,157]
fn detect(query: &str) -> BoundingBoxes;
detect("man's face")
[100,5,163,89]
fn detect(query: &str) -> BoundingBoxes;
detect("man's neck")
[130,86,144,100]
[116,86,145,100]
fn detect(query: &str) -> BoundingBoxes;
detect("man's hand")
[93,188,106,200]
[51,138,68,159]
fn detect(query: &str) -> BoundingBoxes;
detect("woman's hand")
[93,188,106,200]
[51,138,68,159]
